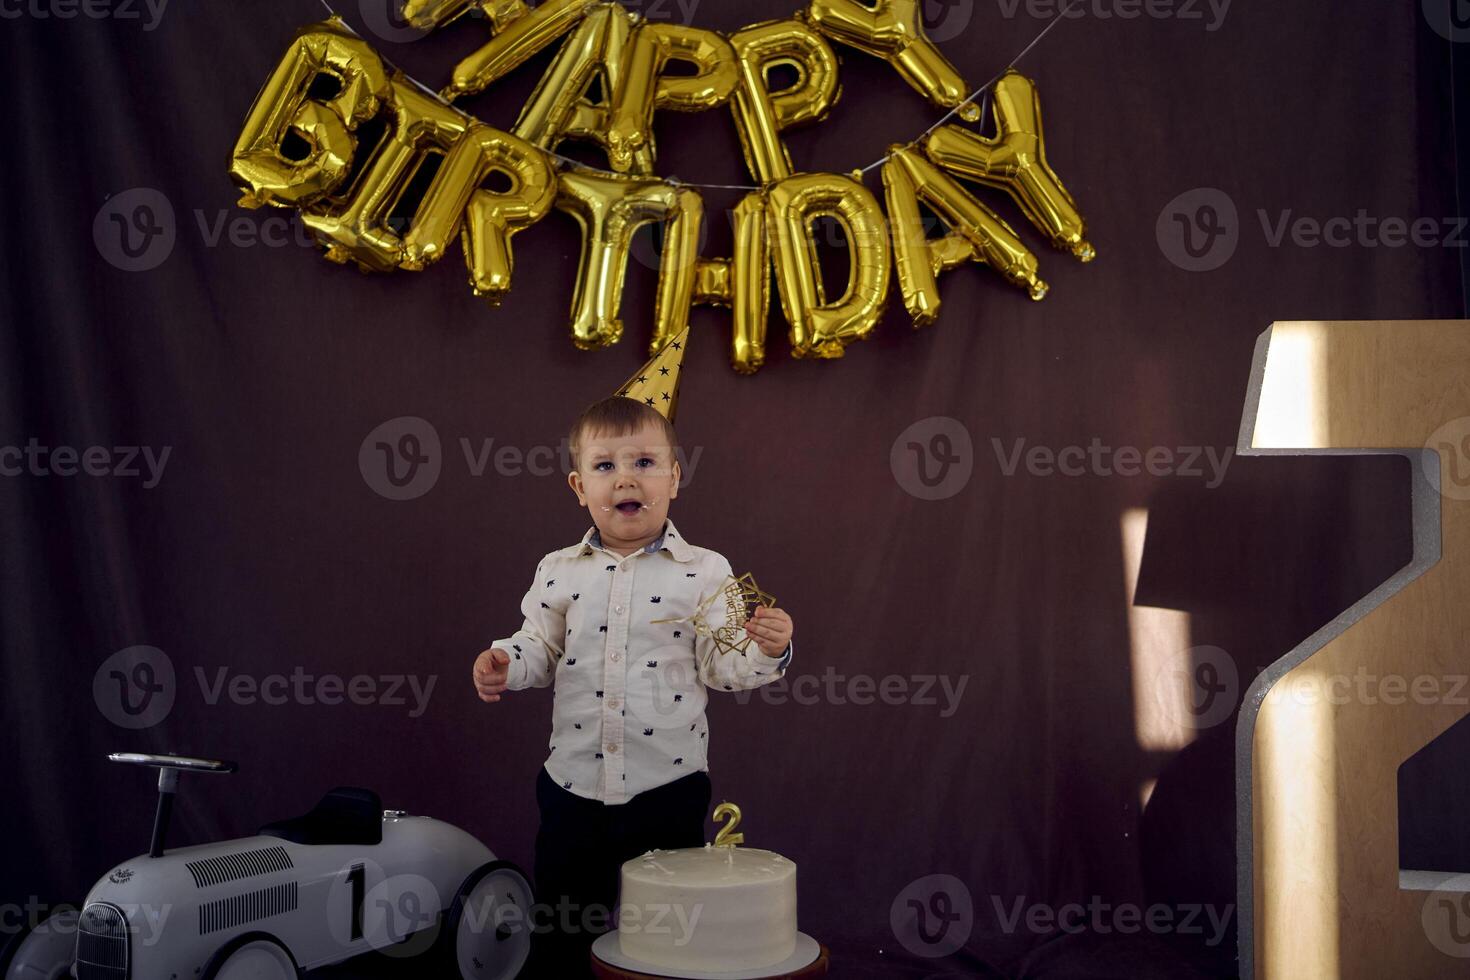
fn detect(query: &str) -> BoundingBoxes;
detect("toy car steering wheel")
[110,752,236,856]
[109,751,237,773]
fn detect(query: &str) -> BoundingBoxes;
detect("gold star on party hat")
[614,326,687,422]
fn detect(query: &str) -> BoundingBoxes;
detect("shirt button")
[615,604,624,613]
[609,697,621,709]
[611,652,621,662]
[607,742,619,753]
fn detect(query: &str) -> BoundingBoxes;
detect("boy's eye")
[591,456,658,472]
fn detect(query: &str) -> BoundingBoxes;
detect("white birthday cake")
[617,843,798,972]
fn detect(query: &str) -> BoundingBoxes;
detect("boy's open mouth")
[615,501,642,515]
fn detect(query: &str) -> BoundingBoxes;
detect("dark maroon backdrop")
[1,1,1464,977]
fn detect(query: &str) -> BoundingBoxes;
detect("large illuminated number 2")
[1236,320,1470,979]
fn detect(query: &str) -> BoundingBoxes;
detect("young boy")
[472,395,794,978]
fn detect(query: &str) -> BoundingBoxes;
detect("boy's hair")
[568,397,680,470]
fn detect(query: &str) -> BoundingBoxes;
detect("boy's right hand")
[473,648,511,703]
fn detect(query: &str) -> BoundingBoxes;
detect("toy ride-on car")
[3,752,532,980]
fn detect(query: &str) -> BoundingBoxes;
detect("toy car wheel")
[1,908,77,980]
[443,860,534,980]
[200,931,300,980]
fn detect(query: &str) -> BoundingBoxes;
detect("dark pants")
[525,766,712,979]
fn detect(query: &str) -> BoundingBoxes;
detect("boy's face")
[567,420,681,553]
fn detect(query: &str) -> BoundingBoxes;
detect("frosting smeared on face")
[568,420,681,556]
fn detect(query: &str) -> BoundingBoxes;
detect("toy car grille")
[186,844,294,888]
[199,881,299,935]
[76,902,128,979]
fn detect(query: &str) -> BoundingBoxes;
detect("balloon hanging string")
[314,0,1083,191]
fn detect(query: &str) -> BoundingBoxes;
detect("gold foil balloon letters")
[606,23,738,173]
[229,6,1092,373]
[883,144,1045,326]
[301,77,470,271]
[413,0,599,102]
[806,0,977,120]
[727,19,840,183]
[401,123,556,302]
[924,69,1094,261]
[555,169,704,350]
[229,22,392,209]
[689,193,772,374]
[767,172,890,359]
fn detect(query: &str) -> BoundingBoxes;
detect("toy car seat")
[258,786,383,846]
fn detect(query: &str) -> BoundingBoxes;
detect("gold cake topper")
[651,572,776,657]
[712,802,744,848]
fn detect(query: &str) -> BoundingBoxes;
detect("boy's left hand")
[743,606,793,658]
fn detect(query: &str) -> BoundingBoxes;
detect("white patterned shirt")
[492,519,793,804]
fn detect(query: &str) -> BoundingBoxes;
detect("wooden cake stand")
[591,942,830,979]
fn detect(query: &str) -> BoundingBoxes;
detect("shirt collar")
[574,518,696,563]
